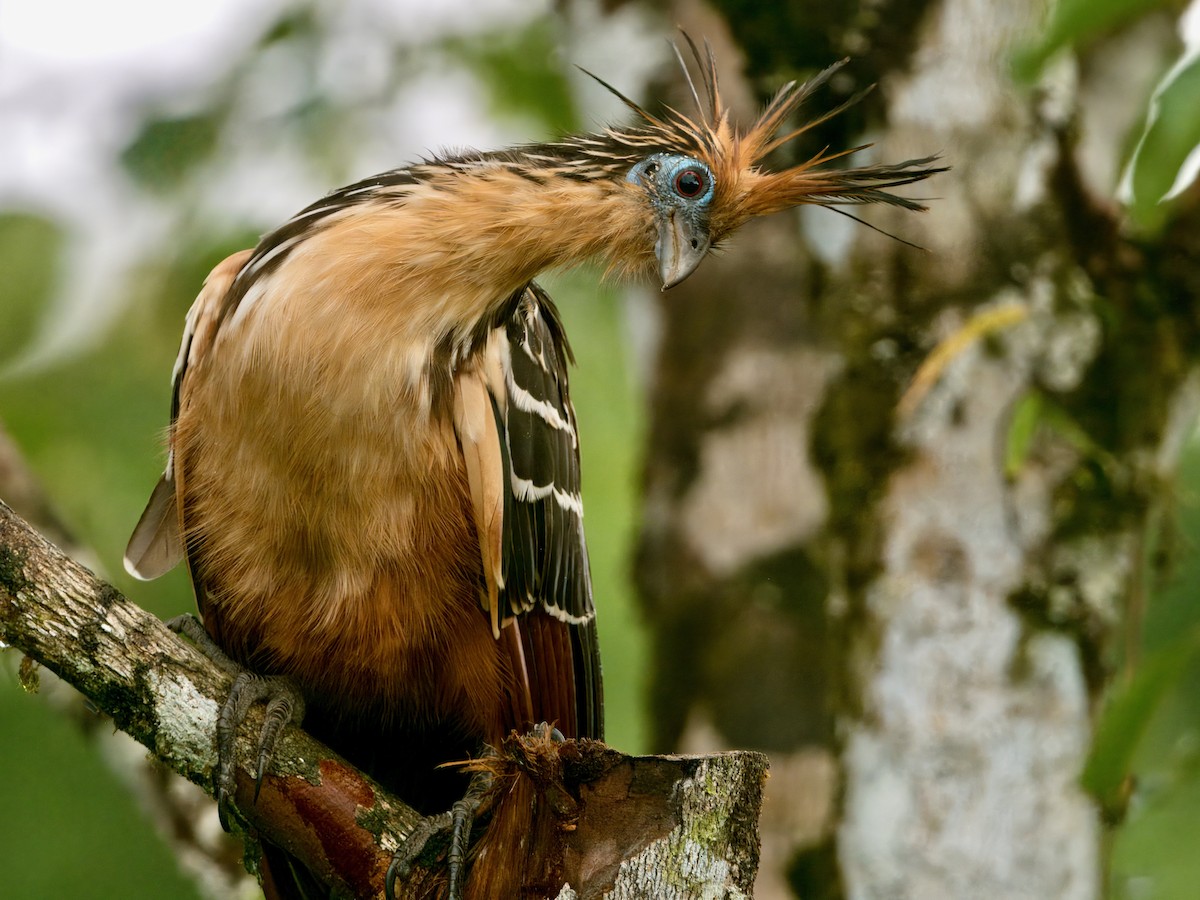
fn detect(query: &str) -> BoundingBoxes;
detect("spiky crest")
[276,37,942,237]
[552,35,946,241]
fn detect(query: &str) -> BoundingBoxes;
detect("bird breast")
[172,256,502,721]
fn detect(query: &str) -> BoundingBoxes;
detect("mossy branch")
[0,498,767,898]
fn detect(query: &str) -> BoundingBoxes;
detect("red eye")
[674,168,706,198]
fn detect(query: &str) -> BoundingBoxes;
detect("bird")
[124,37,944,900]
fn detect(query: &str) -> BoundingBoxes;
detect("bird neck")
[260,165,654,369]
[411,165,652,297]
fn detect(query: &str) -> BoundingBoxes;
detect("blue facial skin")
[628,153,716,287]
[627,153,716,223]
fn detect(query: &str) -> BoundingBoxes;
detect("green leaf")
[1012,0,1175,82]
[1127,54,1200,229]
[1082,630,1200,813]
[120,112,221,193]
[1005,390,1044,478]
[1111,762,1200,897]
[1004,389,1115,478]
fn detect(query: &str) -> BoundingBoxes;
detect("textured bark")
[0,422,253,899]
[832,6,1199,895]
[633,1,1200,898]
[554,746,766,899]
[0,497,767,897]
[0,497,416,895]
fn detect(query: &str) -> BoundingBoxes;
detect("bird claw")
[215,670,305,826]
[385,724,562,899]
[385,765,495,900]
[385,809,453,900]
[166,614,239,674]
[167,614,305,829]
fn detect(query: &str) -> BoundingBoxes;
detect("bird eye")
[674,168,706,199]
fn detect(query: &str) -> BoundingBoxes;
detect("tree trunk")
[633,1,1200,897]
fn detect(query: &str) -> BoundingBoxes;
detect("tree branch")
[0,498,767,898]
[0,423,255,896]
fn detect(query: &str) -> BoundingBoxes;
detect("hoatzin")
[125,39,942,899]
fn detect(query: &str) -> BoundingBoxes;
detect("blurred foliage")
[0,196,208,895]
[1126,54,1200,229]
[0,213,64,362]
[0,671,202,898]
[1005,389,1118,481]
[1012,0,1178,79]
[543,269,647,754]
[1082,627,1200,816]
[1104,438,1200,897]
[1015,0,1200,229]
[443,18,579,134]
[121,113,224,193]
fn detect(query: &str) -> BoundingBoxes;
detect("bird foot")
[386,765,495,900]
[383,722,565,900]
[167,614,305,830]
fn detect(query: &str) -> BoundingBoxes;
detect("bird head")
[625,152,717,288]
[557,37,946,289]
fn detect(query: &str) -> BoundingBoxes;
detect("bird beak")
[657,211,711,290]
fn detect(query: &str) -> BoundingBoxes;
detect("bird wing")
[124,249,252,581]
[453,282,603,740]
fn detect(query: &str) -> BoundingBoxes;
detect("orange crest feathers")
[583,33,947,241]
